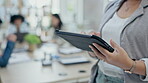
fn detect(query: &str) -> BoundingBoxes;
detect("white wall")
[60,0,110,31]
[83,0,109,31]
[60,0,84,32]
[60,0,83,24]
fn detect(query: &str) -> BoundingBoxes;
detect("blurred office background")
[0,0,113,83]
[0,0,111,32]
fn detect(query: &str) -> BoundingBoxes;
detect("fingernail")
[89,45,93,49]
[93,43,96,45]
[89,45,91,48]
[110,39,114,42]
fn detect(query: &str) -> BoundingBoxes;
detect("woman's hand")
[81,31,101,58]
[89,39,134,70]
[81,31,100,36]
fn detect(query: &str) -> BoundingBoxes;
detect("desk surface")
[0,51,96,83]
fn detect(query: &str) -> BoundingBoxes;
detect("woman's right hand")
[81,31,100,58]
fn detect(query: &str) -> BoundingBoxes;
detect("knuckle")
[96,55,102,59]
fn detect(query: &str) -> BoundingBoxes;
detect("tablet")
[55,30,114,53]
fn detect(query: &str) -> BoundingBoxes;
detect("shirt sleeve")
[139,58,148,81]
[0,41,15,67]
[21,22,30,33]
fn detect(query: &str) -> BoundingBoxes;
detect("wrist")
[124,59,137,74]
[123,59,134,70]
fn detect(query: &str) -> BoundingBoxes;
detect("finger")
[81,32,86,34]
[110,39,121,52]
[89,31,96,35]
[93,43,112,57]
[89,45,106,60]
[88,52,96,57]
[88,31,97,35]
[95,32,100,37]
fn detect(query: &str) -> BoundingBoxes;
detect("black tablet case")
[55,30,114,53]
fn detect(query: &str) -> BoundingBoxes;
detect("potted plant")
[24,34,41,52]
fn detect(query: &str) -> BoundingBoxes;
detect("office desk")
[0,52,96,83]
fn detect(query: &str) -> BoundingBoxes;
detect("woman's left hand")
[89,39,134,70]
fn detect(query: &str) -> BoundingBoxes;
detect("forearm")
[133,60,146,76]
[0,41,15,67]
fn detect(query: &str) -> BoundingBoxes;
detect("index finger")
[89,31,100,36]
[93,43,112,57]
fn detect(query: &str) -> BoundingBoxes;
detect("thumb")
[96,32,100,37]
[110,39,120,49]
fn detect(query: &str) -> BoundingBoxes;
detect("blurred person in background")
[0,19,2,25]
[0,19,17,67]
[7,15,30,43]
[51,14,63,30]
[48,14,65,45]
[0,19,5,45]
[0,19,3,42]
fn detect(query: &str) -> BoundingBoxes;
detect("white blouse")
[6,22,30,36]
[98,12,129,79]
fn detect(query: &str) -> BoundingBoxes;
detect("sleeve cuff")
[7,40,15,49]
[140,58,148,81]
